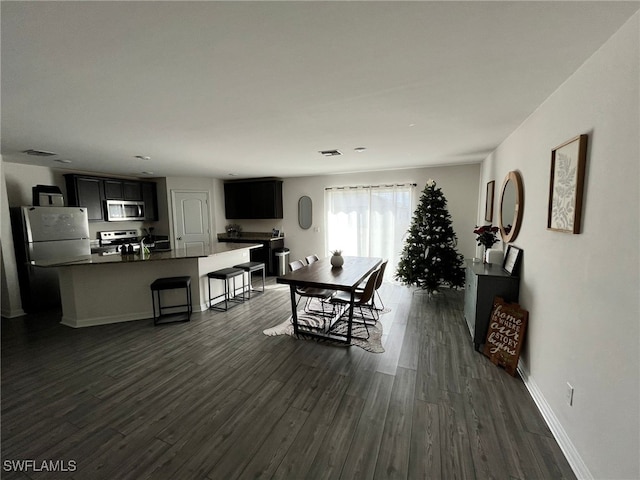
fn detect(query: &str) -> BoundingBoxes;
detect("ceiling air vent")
[23,149,57,157]
[319,149,342,157]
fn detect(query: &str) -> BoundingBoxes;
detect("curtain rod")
[325,183,417,191]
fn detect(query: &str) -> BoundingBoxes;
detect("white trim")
[197,302,209,312]
[1,307,26,318]
[518,363,593,480]
[61,312,149,328]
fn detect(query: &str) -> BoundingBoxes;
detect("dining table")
[276,255,382,344]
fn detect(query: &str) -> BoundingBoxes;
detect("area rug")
[304,298,391,320]
[263,313,385,353]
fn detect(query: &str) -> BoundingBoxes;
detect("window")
[325,184,414,280]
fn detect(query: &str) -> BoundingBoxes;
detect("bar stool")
[232,261,266,300]
[207,267,245,311]
[150,276,192,325]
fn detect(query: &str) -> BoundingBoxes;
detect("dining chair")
[305,254,319,265]
[289,259,335,316]
[330,268,381,338]
[289,259,306,272]
[356,259,388,311]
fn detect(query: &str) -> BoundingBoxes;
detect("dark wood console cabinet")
[464,259,520,351]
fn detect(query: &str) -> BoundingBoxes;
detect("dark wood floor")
[1,279,576,480]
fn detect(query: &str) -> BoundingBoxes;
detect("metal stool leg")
[224,277,229,311]
[209,277,218,310]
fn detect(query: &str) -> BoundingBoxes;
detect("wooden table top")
[276,256,382,292]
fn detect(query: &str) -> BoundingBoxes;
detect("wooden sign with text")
[483,297,528,376]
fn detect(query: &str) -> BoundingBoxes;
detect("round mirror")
[499,171,524,243]
[298,196,312,229]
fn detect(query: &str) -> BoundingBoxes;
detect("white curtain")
[325,184,414,280]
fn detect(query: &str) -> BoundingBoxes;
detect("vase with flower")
[225,223,242,238]
[473,224,500,264]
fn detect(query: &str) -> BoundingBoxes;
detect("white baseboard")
[1,306,26,319]
[61,312,149,328]
[517,363,592,480]
[61,305,208,327]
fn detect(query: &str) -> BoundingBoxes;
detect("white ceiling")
[2,1,638,180]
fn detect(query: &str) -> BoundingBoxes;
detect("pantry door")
[172,190,211,255]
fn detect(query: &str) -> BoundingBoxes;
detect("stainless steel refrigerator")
[15,206,91,312]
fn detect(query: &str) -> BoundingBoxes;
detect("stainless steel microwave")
[105,200,145,221]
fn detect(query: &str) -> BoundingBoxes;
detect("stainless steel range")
[98,230,140,255]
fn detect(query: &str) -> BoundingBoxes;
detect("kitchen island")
[35,242,261,327]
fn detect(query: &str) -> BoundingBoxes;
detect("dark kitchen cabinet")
[253,181,283,218]
[142,182,158,221]
[65,175,104,221]
[219,236,284,276]
[464,259,520,351]
[224,182,250,219]
[103,180,124,199]
[65,174,158,222]
[261,238,284,276]
[124,181,143,200]
[224,179,283,219]
[104,180,142,200]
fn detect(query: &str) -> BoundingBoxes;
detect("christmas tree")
[395,179,465,292]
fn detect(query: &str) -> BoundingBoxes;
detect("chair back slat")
[358,269,380,304]
[289,260,305,272]
[305,254,319,265]
[374,260,388,290]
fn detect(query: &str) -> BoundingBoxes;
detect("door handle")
[177,236,182,240]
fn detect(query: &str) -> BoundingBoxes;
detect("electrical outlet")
[566,382,574,406]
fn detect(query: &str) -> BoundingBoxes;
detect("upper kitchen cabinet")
[104,179,143,200]
[224,179,283,219]
[65,175,104,221]
[141,181,158,221]
[65,174,158,222]
[103,179,123,200]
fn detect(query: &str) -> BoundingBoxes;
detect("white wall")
[1,158,25,318]
[4,162,58,206]
[479,14,639,480]
[233,164,480,268]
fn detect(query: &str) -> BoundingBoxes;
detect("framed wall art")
[547,134,588,233]
[502,245,522,276]
[485,180,495,222]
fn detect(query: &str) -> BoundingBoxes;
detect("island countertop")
[217,232,284,242]
[33,242,262,267]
